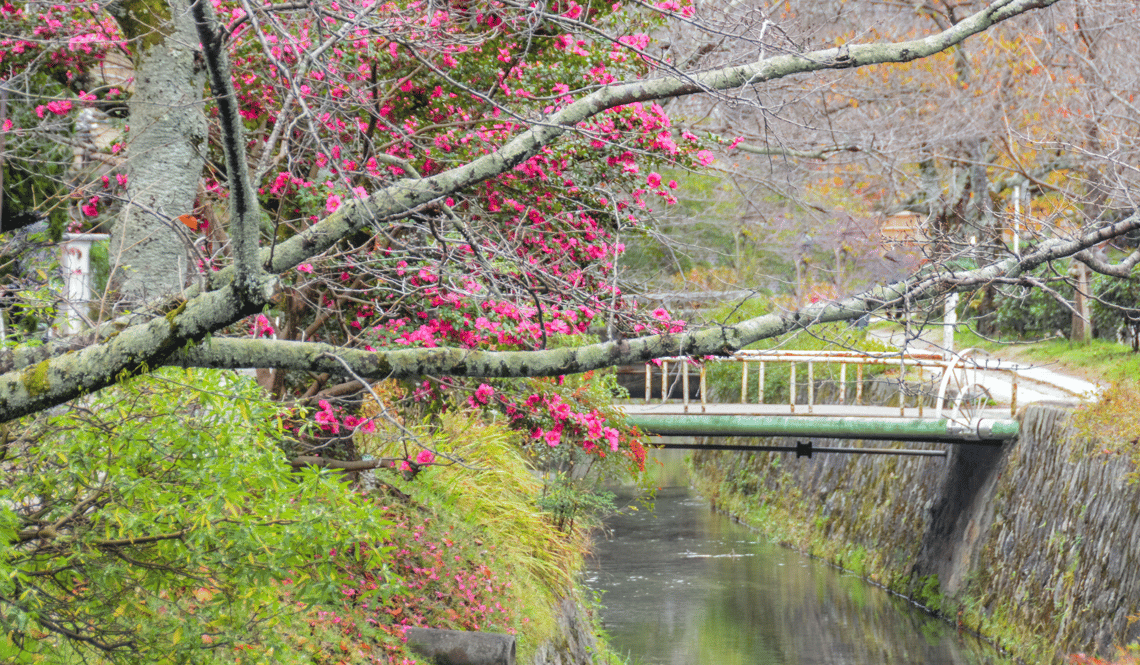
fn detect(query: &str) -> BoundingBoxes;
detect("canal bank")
[688,404,1140,663]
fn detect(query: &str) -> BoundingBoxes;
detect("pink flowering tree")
[0,0,1076,426]
[0,0,1109,657]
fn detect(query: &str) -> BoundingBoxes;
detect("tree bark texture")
[109,0,207,304]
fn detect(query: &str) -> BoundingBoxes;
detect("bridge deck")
[618,402,1012,421]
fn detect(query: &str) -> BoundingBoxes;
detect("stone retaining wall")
[531,594,600,665]
[690,403,1140,660]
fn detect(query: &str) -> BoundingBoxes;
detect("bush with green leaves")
[984,277,1072,340]
[982,265,1140,344]
[0,369,394,664]
[1091,272,1140,347]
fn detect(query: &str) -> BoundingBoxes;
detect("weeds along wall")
[689,403,1140,662]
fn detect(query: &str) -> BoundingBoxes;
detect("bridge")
[616,349,1027,457]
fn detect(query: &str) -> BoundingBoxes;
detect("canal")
[585,453,1006,665]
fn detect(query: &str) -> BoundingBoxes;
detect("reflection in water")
[586,484,1004,665]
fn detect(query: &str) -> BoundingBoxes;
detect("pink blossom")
[415,450,436,465]
[35,99,72,118]
[251,314,275,338]
[646,172,662,188]
[81,197,99,218]
[544,429,561,447]
[603,427,621,451]
[326,194,342,213]
[297,263,314,274]
[652,307,670,321]
[474,384,494,404]
[314,399,340,433]
[696,150,716,166]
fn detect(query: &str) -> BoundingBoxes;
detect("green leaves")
[1,369,393,663]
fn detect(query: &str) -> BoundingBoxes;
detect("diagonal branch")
[194,0,1061,291]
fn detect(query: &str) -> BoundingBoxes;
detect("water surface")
[586,483,1004,665]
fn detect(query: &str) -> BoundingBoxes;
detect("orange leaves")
[178,214,203,232]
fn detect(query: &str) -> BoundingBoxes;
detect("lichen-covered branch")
[171,210,1140,381]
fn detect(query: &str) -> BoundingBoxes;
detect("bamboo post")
[682,361,690,412]
[807,361,814,415]
[700,364,707,413]
[789,362,796,414]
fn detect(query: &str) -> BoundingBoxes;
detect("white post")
[943,293,959,357]
[1012,182,1022,256]
[59,233,108,336]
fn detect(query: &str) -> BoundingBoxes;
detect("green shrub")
[1091,272,1140,345]
[984,276,1073,340]
[1,369,392,664]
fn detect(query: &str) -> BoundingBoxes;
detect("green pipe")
[626,414,1018,444]
[653,442,948,457]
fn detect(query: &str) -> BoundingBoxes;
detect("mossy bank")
[689,404,1140,663]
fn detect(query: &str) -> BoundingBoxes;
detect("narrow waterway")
[585,454,1006,665]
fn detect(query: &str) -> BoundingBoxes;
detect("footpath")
[869,325,1102,409]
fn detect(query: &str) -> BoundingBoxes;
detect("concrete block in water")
[405,628,516,665]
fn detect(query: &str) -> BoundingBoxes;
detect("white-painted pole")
[59,233,108,336]
[943,292,959,357]
[1012,182,1022,256]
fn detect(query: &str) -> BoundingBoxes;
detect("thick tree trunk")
[109,0,206,305]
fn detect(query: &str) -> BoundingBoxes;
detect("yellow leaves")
[237,398,252,424]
